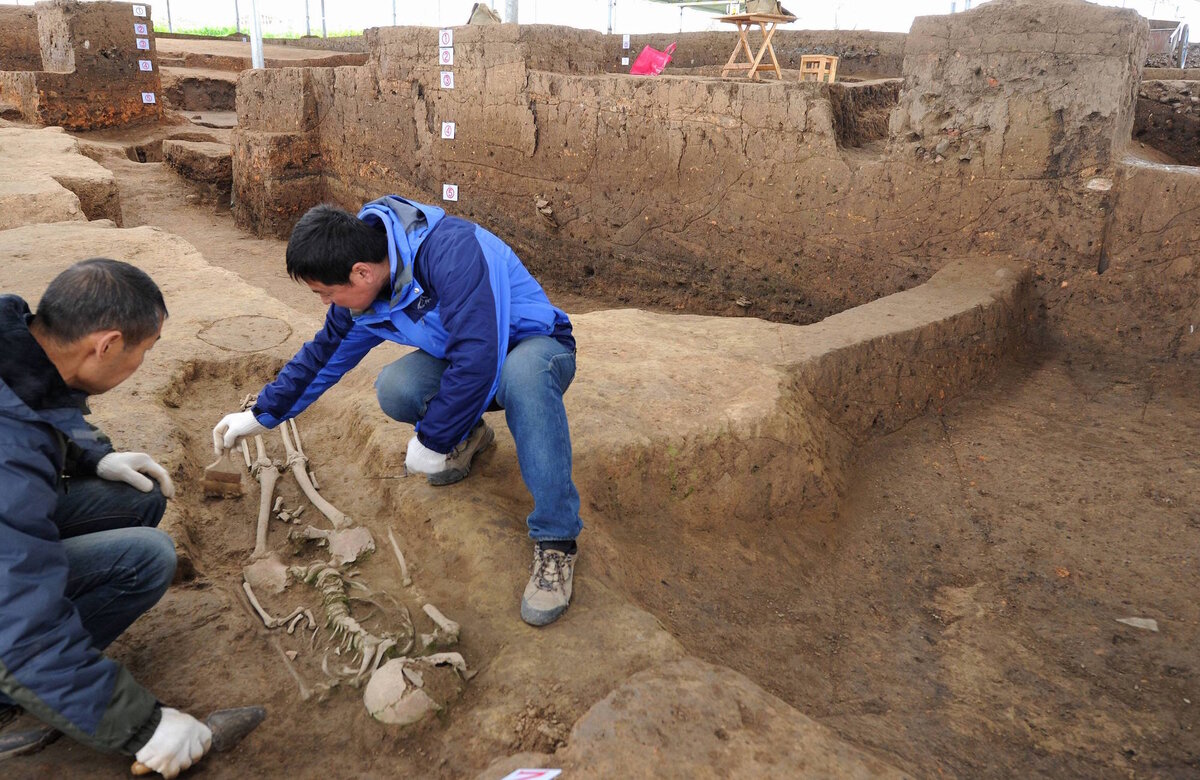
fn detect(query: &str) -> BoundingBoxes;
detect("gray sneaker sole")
[427,425,495,486]
[521,599,569,627]
[0,727,61,761]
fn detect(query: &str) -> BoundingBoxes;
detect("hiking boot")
[427,421,494,486]
[520,542,577,626]
[0,726,61,761]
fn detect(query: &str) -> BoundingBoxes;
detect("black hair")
[285,204,389,285]
[36,258,167,346]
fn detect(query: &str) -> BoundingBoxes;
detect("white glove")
[134,707,212,780]
[97,452,176,498]
[405,435,447,475]
[212,410,267,456]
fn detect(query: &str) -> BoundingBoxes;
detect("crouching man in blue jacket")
[0,260,211,777]
[212,197,582,626]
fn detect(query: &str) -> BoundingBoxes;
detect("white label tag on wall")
[141,92,157,104]
[136,38,150,50]
[439,29,453,47]
[134,23,148,35]
[439,47,454,66]
[441,71,454,89]
[132,4,147,17]
[621,56,629,66]
[622,34,630,49]
[442,184,458,202]
[441,122,456,140]
[500,770,563,780]
[138,59,153,71]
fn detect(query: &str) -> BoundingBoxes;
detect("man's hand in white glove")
[133,707,212,780]
[405,435,447,476]
[212,410,267,456]
[97,452,176,498]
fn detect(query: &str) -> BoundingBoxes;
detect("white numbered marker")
[132,4,147,17]
[499,770,563,780]
[622,34,630,49]
[441,71,454,89]
[134,23,148,35]
[141,92,157,104]
[439,47,454,66]
[138,59,153,71]
[441,122,456,140]
[442,184,458,202]
[622,56,629,66]
[136,38,150,50]
[439,29,453,47]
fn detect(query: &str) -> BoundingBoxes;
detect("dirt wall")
[628,29,907,78]
[233,3,1200,363]
[1134,79,1200,164]
[0,0,162,130]
[0,6,41,71]
[156,32,368,54]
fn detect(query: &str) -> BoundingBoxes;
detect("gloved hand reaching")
[132,707,212,780]
[97,452,176,498]
[405,435,447,476]
[212,410,267,456]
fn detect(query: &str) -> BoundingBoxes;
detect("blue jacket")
[0,295,159,754]
[253,196,573,453]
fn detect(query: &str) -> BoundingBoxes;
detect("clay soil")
[6,118,1200,779]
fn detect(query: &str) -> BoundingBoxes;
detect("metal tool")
[130,705,266,775]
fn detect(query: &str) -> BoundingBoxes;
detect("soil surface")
[2,105,1199,777]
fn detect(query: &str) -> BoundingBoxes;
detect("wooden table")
[717,13,797,81]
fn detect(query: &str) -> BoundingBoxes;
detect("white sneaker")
[520,543,576,626]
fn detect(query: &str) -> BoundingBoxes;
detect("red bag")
[629,43,676,76]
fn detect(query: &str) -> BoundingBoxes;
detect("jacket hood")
[357,196,445,311]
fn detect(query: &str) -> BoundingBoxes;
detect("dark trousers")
[0,478,174,708]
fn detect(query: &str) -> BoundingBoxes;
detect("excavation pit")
[0,1,1199,776]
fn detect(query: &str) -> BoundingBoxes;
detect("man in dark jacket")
[213,197,582,626]
[0,259,210,778]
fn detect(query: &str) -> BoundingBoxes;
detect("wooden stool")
[799,55,839,83]
[717,13,797,81]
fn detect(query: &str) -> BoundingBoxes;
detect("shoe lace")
[449,424,481,459]
[533,547,569,591]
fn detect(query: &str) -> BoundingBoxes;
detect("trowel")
[0,706,265,768]
[130,706,267,775]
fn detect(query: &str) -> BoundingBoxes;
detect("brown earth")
[1135,80,1200,166]
[0,106,1192,778]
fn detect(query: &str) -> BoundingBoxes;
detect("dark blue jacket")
[253,196,574,453]
[0,295,159,753]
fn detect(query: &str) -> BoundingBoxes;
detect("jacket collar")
[0,295,89,415]
[357,195,446,312]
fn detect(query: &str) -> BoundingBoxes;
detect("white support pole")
[506,0,518,23]
[608,0,614,34]
[249,0,264,68]
[321,0,327,37]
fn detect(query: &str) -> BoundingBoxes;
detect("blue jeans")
[376,335,583,543]
[0,478,174,709]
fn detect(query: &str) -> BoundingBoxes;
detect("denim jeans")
[376,335,583,542]
[0,478,174,709]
